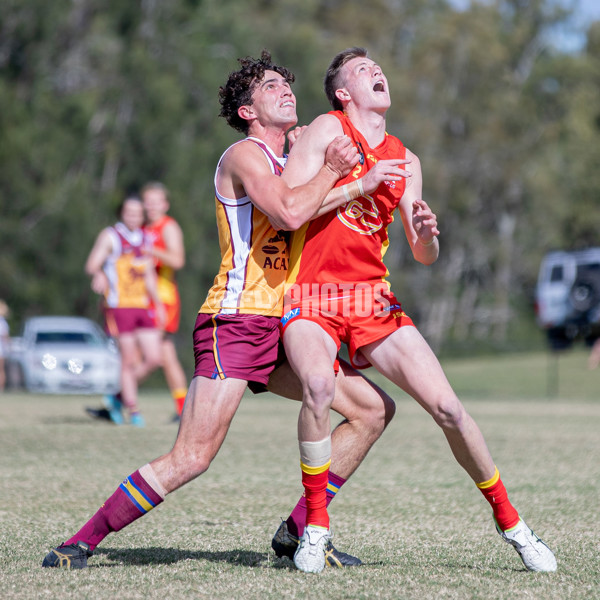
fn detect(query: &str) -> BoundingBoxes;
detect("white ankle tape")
[139,463,167,499]
[299,436,332,467]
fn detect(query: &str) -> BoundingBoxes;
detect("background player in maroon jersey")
[85,196,165,427]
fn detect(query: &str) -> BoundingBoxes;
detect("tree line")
[1,0,599,364]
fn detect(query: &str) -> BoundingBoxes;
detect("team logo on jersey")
[262,230,289,269]
[356,141,365,165]
[261,231,289,256]
[337,196,382,235]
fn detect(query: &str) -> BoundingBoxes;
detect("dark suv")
[535,248,600,349]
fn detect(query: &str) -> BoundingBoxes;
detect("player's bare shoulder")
[217,139,270,198]
[305,113,344,142]
[284,113,345,184]
[220,139,263,173]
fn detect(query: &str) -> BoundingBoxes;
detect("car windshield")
[550,265,563,282]
[35,331,102,346]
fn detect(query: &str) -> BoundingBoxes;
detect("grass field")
[1,349,599,599]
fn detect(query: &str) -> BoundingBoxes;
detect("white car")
[10,316,121,394]
[535,248,600,349]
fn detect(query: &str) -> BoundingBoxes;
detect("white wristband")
[342,185,352,202]
[342,180,363,202]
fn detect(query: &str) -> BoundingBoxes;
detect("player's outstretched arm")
[311,157,415,220]
[144,262,166,328]
[398,149,439,265]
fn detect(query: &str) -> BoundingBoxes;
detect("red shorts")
[105,307,156,336]
[152,300,181,334]
[280,287,415,369]
[193,312,285,391]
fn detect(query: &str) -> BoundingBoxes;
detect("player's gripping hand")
[359,158,412,196]
[324,135,360,179]
[287,125,307,149]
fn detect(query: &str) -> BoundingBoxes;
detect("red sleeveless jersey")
[144,215,178,286]
[287,111,406,289]
[143,215,181,332]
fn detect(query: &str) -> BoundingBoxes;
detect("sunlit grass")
[0,350,598,599]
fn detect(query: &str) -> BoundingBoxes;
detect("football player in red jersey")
[142,182,188,419]
[280,47,557,573]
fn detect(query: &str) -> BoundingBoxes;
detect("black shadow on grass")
[96,547,296,569]
[42,414,108,425]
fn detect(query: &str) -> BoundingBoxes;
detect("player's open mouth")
[373,81,385,92]
[281,101,295,108]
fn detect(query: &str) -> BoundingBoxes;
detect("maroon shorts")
[105,307,156,336]
[193,312,285,392]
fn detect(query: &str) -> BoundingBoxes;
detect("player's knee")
[177,449,211,479]
[146,354,163,371]
[431,396,465,431]
[121,353,139,369]
[381,392,396,428]
[303,372,335,413]
[362,395,395,436]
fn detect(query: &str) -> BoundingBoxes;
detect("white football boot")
[293,525,331,573]
[498,518,557,572]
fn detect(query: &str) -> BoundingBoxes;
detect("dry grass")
[1,349,599,599]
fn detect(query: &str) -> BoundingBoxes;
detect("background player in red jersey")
[85,196,165,427]
[142,181,188,419]
[280,47,557,573]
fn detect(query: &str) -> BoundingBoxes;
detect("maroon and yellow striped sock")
[476,467,520,531]
[62,464,166,551]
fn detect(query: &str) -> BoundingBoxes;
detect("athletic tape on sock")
[299,436,332,468]
[139,463,168,499]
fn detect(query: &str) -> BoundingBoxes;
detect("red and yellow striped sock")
[301,460,331,530]
[476,467,520,531]
[172,388,187,416]
[286,471,347,537]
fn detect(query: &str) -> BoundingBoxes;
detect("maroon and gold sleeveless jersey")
[287,111,407,289]
[200,137,289,317]
[103,223,152,309]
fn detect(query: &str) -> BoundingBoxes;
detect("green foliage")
[1,0,599,357]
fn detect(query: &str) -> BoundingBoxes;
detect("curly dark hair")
[219,50,295,135]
